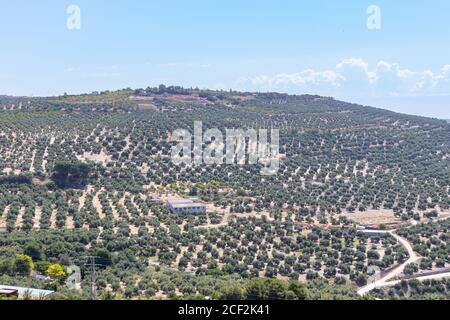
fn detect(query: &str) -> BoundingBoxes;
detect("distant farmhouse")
[0,288,18,298]
[166,199,206,214]
[356,226,390,237]
[0,285,54,299]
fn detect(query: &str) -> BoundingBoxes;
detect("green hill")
[0,87,449,300]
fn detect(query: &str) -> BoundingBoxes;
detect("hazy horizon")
[2,87,449,120]
[1,1,450,118]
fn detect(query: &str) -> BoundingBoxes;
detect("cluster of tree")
[52,160,93,188]
[397,219,449,272]
[0,174,32,185]
[0,254,34,277]
[372,278,450,300]
[134,85,192,96]
[0,241,67,283]
[213,278,309,300]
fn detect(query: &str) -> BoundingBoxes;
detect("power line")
[85,256,101,300]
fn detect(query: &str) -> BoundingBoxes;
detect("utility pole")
[85,256,99,300]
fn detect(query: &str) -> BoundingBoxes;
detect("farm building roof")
[0,285,54,299]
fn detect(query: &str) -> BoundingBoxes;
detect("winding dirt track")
[358,231,420,295]
[358,216,450,296]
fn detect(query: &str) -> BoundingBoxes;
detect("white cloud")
[86,71,121,78]
[238,58,450,98]
[65,67,80,73]
[441,65,450,75]
[162,62,178,68]
[65,66,121,78]
[336,58,377,84]
[96,65,119,70]
[240,70,344,94]
[159,62,213,69]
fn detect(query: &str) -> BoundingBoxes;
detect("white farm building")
[166,199,206,214]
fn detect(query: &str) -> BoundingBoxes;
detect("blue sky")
[1,1,450,118]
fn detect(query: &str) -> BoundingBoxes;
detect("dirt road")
[358,216,450,296]
[358,231,420,295]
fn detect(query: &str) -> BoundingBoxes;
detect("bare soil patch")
[343,209,402,228]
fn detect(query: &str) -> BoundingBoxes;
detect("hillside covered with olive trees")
[0,87,449,300]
